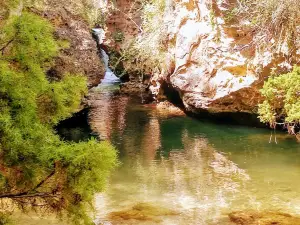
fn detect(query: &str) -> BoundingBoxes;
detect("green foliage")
[209,9,217,29]
[57,39,71,50]
[137,0,167,62]
[258,66,300,130]
[4,12,57,66]
[0,11,117,225]
[0,213,12,225]
[102,0,169,77]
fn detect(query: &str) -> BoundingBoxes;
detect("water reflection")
[141,118,161,161]
[88,87,300,225]
[94,133,249,224]
[88,90,252,225]
[88,88,129,140]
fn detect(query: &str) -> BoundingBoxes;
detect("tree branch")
[0,39,14,55]
[114,8,143,33]
[31,168,56,192]
[0,192,57,199]
[0,163,57,199]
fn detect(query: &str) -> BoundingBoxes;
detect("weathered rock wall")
[155,0,298,114]
[104,0,299,117]
[104,0,141,51]
[31,0,105,87]
[99,0,145,79]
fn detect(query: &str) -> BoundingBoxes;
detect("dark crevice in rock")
[107,48,128,79]
[159,80,264,127]
[160,81,185,109]
[159,79,263,126]
[186,109,264,127]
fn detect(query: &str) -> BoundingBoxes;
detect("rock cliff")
[104,0,299,118]
[153,0,298,115]
[31,0,105,87]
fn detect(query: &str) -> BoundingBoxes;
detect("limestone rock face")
[32,3,105,88]
[152,0,298,114]
[102,0,298,115]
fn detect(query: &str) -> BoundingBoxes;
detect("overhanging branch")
[0,192,57,199]
[0,38,14,55]
[0,163,57,200]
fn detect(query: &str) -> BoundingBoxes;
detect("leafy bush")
[0,11,117,225]
[0,213,12,225]
[258,66,300,136]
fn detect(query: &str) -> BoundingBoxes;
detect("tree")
[258,66,300,139]
[0,9,117,225]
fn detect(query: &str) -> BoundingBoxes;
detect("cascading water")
[92,28,120,85]
[100,49,120,84]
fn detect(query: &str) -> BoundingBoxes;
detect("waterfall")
[100,48,110,71]
[92,28,120,85]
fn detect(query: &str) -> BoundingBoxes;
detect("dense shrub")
[258,66,300,137]
[0,10,117,225]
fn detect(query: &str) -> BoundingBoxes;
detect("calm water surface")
[86,86,300,225]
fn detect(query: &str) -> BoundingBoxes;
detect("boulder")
[31,3,105,87]
[150,0,299,116]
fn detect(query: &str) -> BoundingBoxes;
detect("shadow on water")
[55,108,98,142]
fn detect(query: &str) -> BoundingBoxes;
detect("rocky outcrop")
[119,81,153,103]
[150,0,299,115]
[98,0,144,79]
[108,203,178,224]
[31,2,105,87]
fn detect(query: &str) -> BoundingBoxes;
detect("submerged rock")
[108,203,178,223]
[229,211,300,225]
[119,81,152,103]
[154,101,185,118]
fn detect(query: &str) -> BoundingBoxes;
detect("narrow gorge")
[0,0,299,225]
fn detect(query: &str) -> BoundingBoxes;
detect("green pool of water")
[86,88,299,225]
